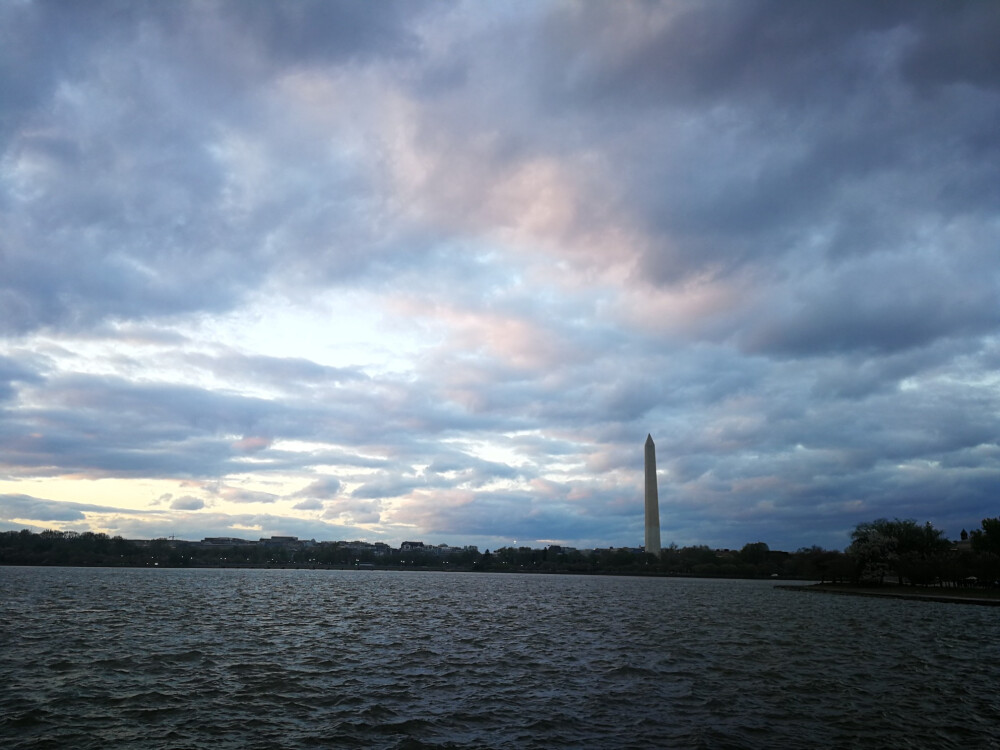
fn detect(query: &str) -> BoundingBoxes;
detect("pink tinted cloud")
[386,489,476,528]
[391,299,572,372]
[232,435,272,454]
[321,497,383,524]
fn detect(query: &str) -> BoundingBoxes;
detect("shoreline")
[777,583,1000,607]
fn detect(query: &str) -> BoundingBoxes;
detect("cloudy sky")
[2,1,998,552]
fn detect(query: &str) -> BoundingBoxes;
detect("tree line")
[848,517,1000,587]
[0,529,841,577]
[2,518,998,586]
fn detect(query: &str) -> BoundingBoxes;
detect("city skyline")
[2,2,999,553]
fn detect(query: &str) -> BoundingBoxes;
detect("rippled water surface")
[2,568,998,749]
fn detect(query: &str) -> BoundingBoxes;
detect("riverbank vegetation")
[2,517,998,587]
[848,517,1000,588]
[0,529,837,577]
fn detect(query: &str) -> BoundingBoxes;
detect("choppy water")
[1,568,997,749]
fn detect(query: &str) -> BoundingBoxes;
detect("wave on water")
[2,568,998,749]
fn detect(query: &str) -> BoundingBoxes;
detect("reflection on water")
[1,568,997,749]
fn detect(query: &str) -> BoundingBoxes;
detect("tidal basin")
[2,568,997,749]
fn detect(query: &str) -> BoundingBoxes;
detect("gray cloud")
[228,0,431,65]
[0,491,371,543]
[1,2,998,550]
[0,494,93,522]
[185,352,367,389]
[291,477,342,503]
[170,496,205,511]
[321,496,382,525]
[0,493,169,527]
[741,258,1000,356]
[92,510,367,544]
[0,356,40,402]
[292,498,324,511]
[0,0,443,336]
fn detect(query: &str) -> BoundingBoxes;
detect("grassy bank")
[776,583,1000,606]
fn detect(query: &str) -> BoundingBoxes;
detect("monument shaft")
[644,434,661,557]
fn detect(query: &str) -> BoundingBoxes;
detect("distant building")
[203,537,254,546]
[342,540,374,552]
[257,536,312,549]
[431,544,469,556]
[400,541,425,551]
[338,540,393,556]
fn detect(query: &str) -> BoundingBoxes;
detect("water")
[1,568,997,749]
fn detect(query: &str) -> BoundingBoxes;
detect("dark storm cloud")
[899,3,1000,92]
[1,3,251,331]
[0,0,444,336]
[537,2,1000,109]
[228,0,430,64]
[742,260,1000,356]
[523,2,1000,337]
[534,1,898,108]
[4,0,997,345]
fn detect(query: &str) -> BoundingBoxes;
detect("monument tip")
[645,433,654,445]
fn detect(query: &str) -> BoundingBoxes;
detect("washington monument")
[644,433,661,557]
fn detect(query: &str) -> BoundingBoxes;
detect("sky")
[1,1,999,553]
